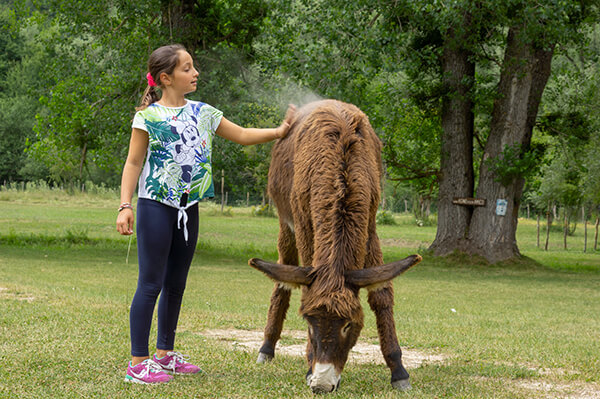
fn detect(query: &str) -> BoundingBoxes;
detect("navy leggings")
[130,198,199,357]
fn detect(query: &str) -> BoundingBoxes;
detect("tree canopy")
[1,0,599,260]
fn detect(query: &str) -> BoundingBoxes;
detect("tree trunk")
[79,142,87,180]
[464,26,554,262]
[595,217,599,251]
[429,24,475,255]
[161,0,198,52]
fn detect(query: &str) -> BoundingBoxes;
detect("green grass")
[0,188,599,398]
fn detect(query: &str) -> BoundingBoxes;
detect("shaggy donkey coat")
[249,100,420,393]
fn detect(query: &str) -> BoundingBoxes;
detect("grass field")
[0,188,599,398]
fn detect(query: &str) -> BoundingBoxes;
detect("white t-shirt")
[132,100,223,209]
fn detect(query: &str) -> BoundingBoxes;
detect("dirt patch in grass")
[380,238,421,248]
[199,328,446,368]
[198,328,600,398]
[0,287,35,302]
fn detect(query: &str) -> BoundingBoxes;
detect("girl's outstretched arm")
[216,104,296,145]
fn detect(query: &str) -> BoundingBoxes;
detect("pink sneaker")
[153,351,201,375]
[124,359,173,384]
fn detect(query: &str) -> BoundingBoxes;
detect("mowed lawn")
[0,190,599,398]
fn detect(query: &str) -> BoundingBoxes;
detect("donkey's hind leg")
[257,222,298,363]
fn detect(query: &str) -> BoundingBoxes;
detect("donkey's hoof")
[257,352,274,364]
[392,378,411,391]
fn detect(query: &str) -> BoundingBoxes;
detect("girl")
[116,44,295,384]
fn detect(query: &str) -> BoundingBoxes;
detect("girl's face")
[165,50,199,95]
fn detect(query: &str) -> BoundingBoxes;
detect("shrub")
[376,209,396,225]
[207,205,234,217]
[252,204,275,217]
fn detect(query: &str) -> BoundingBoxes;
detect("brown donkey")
[249,100,421,393]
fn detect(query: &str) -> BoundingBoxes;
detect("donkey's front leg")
[257,283,292,363]
[304,330,315,385]
[257,222,297,363]
[368,285,411,391]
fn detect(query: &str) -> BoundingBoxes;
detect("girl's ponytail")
[136,44,186,111]
[137,85,160,111]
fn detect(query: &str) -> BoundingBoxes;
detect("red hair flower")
[146,72,157,87]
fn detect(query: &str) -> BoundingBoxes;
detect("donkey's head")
[249,255,421,393]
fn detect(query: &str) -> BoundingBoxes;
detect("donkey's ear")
[345,255,421,289]
[248,258,314,287]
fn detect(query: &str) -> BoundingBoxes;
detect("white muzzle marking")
[308,363,340,393]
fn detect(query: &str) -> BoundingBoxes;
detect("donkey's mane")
[291,101,382,319]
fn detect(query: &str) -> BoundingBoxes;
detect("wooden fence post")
[537,213,540,248]
[563,208,568,250]
[545,202,551,251]
[221,169,225,213]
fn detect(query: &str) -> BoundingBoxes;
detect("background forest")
[1,0,600,259]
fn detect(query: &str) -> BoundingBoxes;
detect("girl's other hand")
[276,104,297,139]
[116,209,135,235]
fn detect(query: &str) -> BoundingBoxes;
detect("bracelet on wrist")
[118,203,133,212]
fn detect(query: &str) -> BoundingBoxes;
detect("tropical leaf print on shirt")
[133,101,223,207]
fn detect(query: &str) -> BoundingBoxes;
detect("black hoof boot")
[391,360,411,391]
[257,341,275,364]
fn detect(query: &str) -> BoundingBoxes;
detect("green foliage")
[380,99,441,195]
[252,203,275,217]
[528,23,600,212]
[10,0,276,187]
[484,143,539,186]
[583,134,600,207]
[535,151,584,209]
[0,5,47,183]
[376,209,396,225]
[1,0,599,233]
[210,100,281,203]
[206,206,233,217]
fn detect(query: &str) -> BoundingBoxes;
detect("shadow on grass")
[0,231,279,265]
[420,249,600,275]
[2,231,596,276]
[0,231,124,247]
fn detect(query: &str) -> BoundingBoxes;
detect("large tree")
[256,0,597,262]
[383,0,596,262]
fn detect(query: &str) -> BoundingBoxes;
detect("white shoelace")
[165,351,189,372]
[137,359,164,377]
